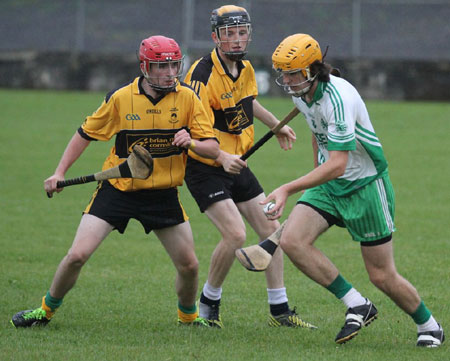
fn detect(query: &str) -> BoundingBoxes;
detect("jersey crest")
[224,103,251,134]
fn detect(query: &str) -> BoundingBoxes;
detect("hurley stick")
[235,221,286,271]
[240,107,300,161]
[47,145,153,198]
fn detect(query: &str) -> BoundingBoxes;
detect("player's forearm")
[189,139,220,160]
[54,132,91,176]
[215,150,228,165]
[312,134,319,168]
[283,156,347,196]
[253,99,278,129]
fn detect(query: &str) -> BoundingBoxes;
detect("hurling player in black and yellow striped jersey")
[183,5,316,329]
[11,36,218,329]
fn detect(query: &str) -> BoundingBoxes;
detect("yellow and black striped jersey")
[184,48,258,166]
[78,76,217,191]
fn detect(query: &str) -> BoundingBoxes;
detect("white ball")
[263,202,277,217]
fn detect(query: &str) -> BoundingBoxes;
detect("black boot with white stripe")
[417,324,445,347]
[335,299,378,344]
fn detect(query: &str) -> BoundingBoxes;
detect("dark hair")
[310,61,341,82]
[309,61,330,82]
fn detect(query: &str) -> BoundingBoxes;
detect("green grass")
[0,89,448,360]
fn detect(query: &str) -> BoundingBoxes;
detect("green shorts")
[298,173,396,243]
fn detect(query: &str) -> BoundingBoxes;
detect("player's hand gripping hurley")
[47,145,153,198]
[240,107,299,161]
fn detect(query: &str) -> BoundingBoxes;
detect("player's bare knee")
[279,235,305,257]
[279,236,290,254]
[65,250,89,268]
[368,269,394,291]
[178,257,199,277]
[223,228,246,249]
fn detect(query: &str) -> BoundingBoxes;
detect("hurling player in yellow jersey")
[11,35,219,328]
[184,5,316,329]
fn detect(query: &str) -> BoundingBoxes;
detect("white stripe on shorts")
[375,178,394,232]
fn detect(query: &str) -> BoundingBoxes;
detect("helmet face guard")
[274,69,318,97]
[139,35,184,93]
[215,24,252,61]
[211,5,252,61]
[140,58,184,93]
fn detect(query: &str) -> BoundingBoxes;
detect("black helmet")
[211,5,251,33]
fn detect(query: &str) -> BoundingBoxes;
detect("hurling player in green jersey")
[262,33,444,347]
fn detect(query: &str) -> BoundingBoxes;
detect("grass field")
[0,89,448,361]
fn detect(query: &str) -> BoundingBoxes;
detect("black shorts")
[84,180,188,234]
[184,157,264,212]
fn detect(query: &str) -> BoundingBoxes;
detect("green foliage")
[0,90,448,360]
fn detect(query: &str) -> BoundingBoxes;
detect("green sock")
[326,274,353,299]
[45,291,63,311]
[410,300,431,325]
[178,302,197,314]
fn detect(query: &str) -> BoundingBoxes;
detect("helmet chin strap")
[291,80,314,98]
[142,76,177,95]
[148,81,178,94]
[223,51,247,61]
[217,41,247,61]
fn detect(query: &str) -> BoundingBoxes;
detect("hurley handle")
[56,175,97,188]
[47,175,97,198]
[240,107,300,161]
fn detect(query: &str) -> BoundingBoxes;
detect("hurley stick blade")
[127,144,153,178]
[235,246,273,272]
[235,221,286,272]
[92,144,153,181]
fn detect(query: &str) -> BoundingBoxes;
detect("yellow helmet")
[272,34,322,77]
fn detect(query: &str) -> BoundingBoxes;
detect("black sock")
[270,302,289,316]
[200,292,220,306]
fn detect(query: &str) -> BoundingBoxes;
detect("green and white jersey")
[292,75,388,197]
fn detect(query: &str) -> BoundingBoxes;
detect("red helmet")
[139,35,184,92]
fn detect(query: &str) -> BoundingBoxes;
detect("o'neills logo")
[147,109,161,114]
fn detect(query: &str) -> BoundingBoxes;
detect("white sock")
[417,315,439,333]
[202,281,222,301]
[340,288,366,309]
[267,287,288,305]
